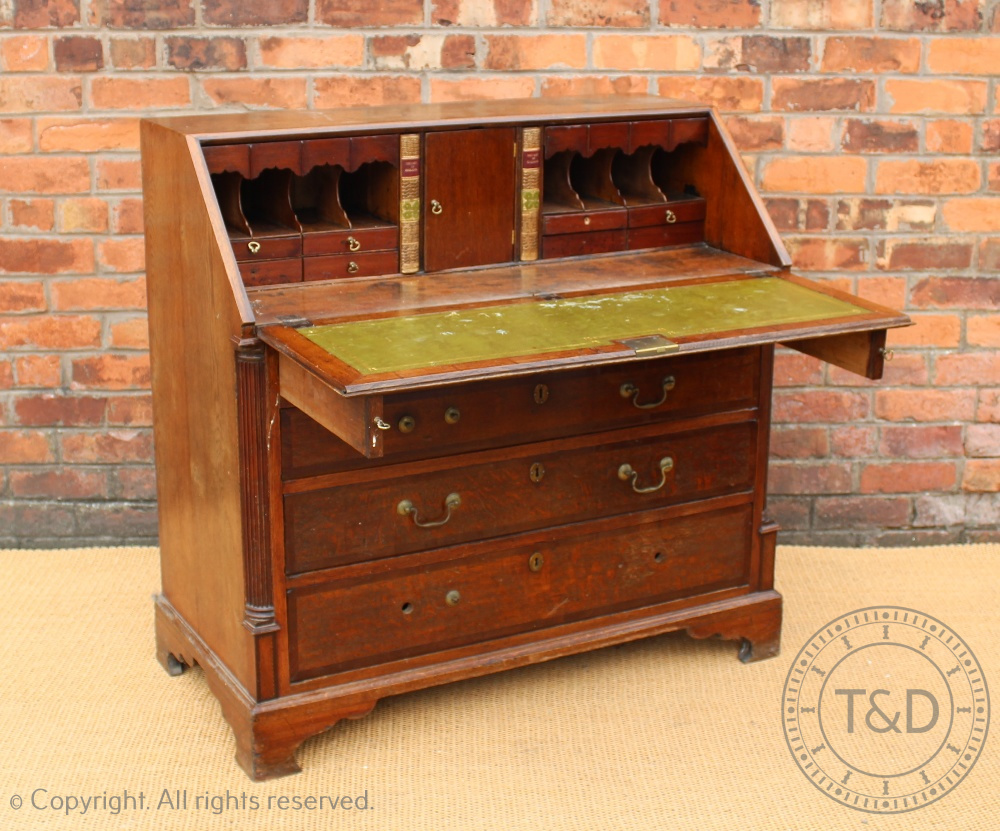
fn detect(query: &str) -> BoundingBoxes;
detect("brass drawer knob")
[620,375,676,410]
[397,492,461,528]
[444,406,460,424]
[347,236,361,252]
[445,589,461,606]
[618,456,674,494]
[398,415,416,433]
[528,552,544,572]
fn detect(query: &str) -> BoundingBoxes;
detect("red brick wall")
[1,0,998,547]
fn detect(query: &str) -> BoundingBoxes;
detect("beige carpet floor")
[0,544,995,830]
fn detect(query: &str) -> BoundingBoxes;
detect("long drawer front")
[281,347,760,478]
[284,419,756,574]
[287,501,753,682]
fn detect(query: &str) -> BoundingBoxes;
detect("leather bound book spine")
[399,134,421,274]
[519,127,541,261]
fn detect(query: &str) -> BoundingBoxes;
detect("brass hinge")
[620,335,680,356]
[276,314,312,329]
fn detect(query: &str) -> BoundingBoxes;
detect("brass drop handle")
[880,347,894,361]
[620,376,676,410]
[347,236,361,252]
[618,457,674,494]
[430,199,443,215]
[397,492,461,528]
[373,416,391,430]
[347,261,359,274]
[247,240,261,254]
[665,209,677,224]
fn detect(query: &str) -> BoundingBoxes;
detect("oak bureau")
[141,96,909,780]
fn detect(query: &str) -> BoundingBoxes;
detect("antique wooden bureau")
[141,96,909,780]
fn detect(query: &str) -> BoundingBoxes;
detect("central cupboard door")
[423,128,516,272]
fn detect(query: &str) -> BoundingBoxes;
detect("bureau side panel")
[142,122,254,691]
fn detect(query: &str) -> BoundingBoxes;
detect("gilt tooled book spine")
[400,134,421,273]
[519,127,541,262]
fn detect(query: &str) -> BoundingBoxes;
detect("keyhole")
[653,552,664,563]
[401,602,414,614]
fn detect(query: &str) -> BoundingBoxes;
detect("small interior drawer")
[303,250,399,281]
[286,500,753,681]
[541,228,626,259]
[239,257,302,287]
[283,418,757,573]
[302,225,399,257]
[542,208,626,236]
[233,234,302,262]
[628,222,705,250]
[628,197,706,229]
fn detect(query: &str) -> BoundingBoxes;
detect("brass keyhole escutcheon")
[347,236,361,252]
[528,552,544,572]
[445,590,461,606]
[347,261,359,274]
[529,462,545,483]
[430,199,443,215]
[444,407,461,425]
[665,209,677,224]
[533,384,549,404]
[247,240,261,254]
[398,415,416,433]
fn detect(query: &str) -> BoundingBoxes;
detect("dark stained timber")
[142,95,910,780]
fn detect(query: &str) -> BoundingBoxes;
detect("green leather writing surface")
[299,277,869,376]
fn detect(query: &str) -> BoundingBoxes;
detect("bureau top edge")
[141,95,711,143]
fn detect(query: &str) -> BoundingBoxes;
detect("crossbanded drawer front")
[281,347,760,479]
[287,501,753,681]
[284,419,756,574]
